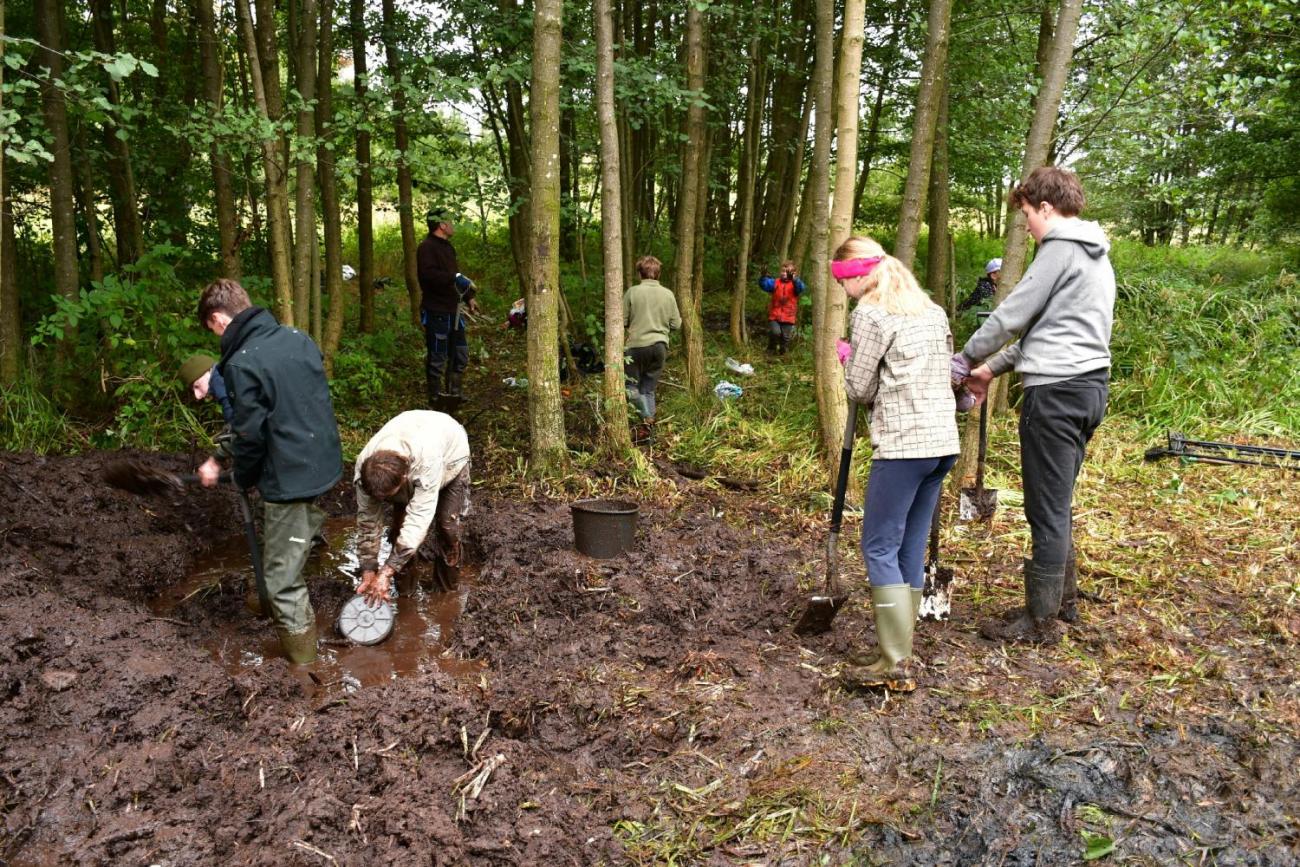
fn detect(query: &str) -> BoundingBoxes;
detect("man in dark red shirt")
[417,209,480,404]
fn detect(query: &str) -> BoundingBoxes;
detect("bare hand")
[357,567,392,606]
[467,298,481,316]
[197,456,222,488]
[965,365,994,405]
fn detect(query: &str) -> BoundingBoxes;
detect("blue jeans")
[862,454,957,588]
[422,311,469,388]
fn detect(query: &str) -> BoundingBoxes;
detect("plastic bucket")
[571,499,639,558]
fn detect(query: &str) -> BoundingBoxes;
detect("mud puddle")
[150,516,483,693]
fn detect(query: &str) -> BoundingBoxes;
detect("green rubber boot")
[912,587,924,620]
[278,623,318,665]
[842,585,916,692]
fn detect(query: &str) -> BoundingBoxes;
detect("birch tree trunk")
[293,0,318,333]
[807,0,838,483]
[925,75,950,307]
[35,0,79,351]
[195,0,242,278]
[729,35,762,348]
[893,0,952,270]
[381,0,421,324]
[349,0,375,333]
[236,0,295,322]
[594,0,634,456]
[671,3,707,396]
[526,0,567,471]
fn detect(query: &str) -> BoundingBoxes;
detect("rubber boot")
[766,331,779,354]
[278,623,318,665]
[979,559,1064,643]
[841,585,917,692]
[444,371,464,399]
[1059,546,1078,623]
[911,588,924,620]
[426,376,440,409]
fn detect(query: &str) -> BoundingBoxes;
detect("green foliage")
[0,378,78,454]
[330,330,403,407]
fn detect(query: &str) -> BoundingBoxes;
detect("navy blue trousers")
[862,454,957,588]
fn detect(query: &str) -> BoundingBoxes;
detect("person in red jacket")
[758,260,806,355]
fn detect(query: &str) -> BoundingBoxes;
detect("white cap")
[342,264,357,281]
[985,258,1003,274]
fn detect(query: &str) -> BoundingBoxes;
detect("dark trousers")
[862,454,957,588]
[423,311,469,389]
[1020,369,1109,565]
[625,342,667,420]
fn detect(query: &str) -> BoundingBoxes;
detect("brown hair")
[635,255,662,280]
[833,236,937,317]
[359,450,410,499]
[197,278,252,328]
[1010,166,1085,217]
[779,260,797,277]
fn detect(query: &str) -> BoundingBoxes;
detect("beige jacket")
[844,302,959,459]
[354,411,470,571]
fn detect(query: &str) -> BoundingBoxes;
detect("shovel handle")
[975,400,988,489]
[829,404,858,535]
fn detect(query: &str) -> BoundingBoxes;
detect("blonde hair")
[833,236,937,317]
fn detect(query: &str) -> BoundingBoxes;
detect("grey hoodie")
[962,218,1115,386]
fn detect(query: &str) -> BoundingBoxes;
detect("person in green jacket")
[623,255,681,441]
[195,279,343,664]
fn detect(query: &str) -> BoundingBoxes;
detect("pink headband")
[831,256,883,280]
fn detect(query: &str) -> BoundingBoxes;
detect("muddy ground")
[1,447,1296,865]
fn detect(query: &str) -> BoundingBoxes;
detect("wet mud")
[1,450,1296,865]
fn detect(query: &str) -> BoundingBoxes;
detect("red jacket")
[759,275,806,324]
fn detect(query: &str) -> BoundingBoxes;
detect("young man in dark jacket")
[195,279,343,664]
[417,209,480,404]
[954,167,1115,643]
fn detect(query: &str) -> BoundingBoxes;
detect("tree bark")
[807,0,839,484]
[320,0,347,371]
[925,75,950,308]
[88,0,144,266]
[237,0,296,322]
[195,0,242,278]
[0,0,17,386]
[671,2,708,396]
[74,130,106,285]
[379,0,420,324]
[730,36,763,348]
[35,0,79,350]
[349,0,375,333]
[593,0,634,457]
[293,0,319,332]
[893,0,952,270]
[526,0,567,471]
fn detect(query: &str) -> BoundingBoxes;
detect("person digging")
[353,410,472,606]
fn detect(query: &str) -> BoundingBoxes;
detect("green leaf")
[1082,832,1115,860]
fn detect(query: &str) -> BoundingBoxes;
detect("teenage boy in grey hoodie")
[954,166,1115,642]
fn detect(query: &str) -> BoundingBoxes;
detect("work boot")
[277,623,318,665]
[443,371,464,399]
[979,559,1064,644]
[1059,548,1078,623]
[841,585,917,692]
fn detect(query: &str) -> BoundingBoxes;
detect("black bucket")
[571,499,639,558]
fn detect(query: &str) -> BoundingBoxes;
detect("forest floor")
[2,323,1297,866]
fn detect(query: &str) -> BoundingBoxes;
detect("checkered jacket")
[844,302,960,459]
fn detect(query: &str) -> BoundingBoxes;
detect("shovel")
[794,404,857,636]
[959,400,999,521]
[919,498,955,621]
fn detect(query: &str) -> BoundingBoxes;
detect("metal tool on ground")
[959,399,999,521]
[794,404,857,636]
[103,459,229,495]
[337,594,395,645]
[1144,431,1300,471]
[237,489,271,616]
[919,498,954,622]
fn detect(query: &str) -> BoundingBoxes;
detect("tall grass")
[0,379,80,454]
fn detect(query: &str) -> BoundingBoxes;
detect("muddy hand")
[197,456,222,488]
[357,569,392,606]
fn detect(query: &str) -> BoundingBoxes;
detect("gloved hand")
[455,273,475,292]
[836,338,852,366]
[954,386,977,412]
[950,352,972,386]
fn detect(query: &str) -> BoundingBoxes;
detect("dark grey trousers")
[625,342,667,420]
[1019,368,1109,565]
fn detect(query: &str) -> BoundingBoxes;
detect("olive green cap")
[180,353,217,387]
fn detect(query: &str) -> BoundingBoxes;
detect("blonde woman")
[834,236,959,690]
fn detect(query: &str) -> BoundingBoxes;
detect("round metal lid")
[337,595,395,646]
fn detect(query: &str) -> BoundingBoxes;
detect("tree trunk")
[379,0,420,324]
[293,0,319,332]
[829,0,864,254]
[74,131,106,285]
[893,0,952,270]
[807,0,839,484]
[0,0,17,387]
[35,0,79,351]
[526,0,567,471]
[593,0,634,457]
[672,3,708,396]
[730,36,762,348]
[195,0,242,278]
[925,75,950,308]
[852,5,902,219]
[319,0,347,371]
[237,0,296,322]
[88,0,145,266]
[349,0,375,333]
[778,99,814,263]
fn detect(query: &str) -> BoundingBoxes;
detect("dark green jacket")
[217,307,343,501]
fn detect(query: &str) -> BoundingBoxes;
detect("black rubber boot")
[979,559,1064,643]
[444,371,463,398]
[426,376,440,409]
[1059,545,1078,623]
[766,332,779,354]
